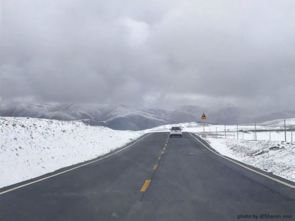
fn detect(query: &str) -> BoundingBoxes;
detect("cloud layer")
[1,0,295,112]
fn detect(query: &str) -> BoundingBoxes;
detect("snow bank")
[204,137,295,182]
[0,117,144,188]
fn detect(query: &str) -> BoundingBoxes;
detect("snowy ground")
[0,117,144,188]
[192,121,295,182]
[204,137,295,182]
[1,117,295,189]
[150,121,295,142]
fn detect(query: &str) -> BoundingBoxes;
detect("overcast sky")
[0,0,295,111]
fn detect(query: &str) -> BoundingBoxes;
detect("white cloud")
[0,0,295,112]
[119,17,150,47]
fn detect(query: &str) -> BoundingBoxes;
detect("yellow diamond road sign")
[201,113,207,120]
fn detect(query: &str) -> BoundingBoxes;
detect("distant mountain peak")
[1,101,295,130]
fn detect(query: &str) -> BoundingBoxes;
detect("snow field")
[204,137,295,182]
[0,117,144,188]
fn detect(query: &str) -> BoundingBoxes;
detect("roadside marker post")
[254,123,257,141]
[224,125,227,139]
[284,119,287,142]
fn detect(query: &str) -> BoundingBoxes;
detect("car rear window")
[171,127,181,130]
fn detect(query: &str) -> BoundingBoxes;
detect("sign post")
[200,113,207,133]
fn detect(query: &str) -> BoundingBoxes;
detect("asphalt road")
[0,132,294,221]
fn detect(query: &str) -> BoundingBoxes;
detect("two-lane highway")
[0,133,294,221]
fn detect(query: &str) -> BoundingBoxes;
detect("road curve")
[0,132,294,221]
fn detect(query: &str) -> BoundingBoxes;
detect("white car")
[170,126,182,137]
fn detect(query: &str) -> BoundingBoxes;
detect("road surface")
[0,133,294,221]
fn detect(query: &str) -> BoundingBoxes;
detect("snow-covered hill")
[0,102,199,130]
[259,118,295,128]
[0,117,144,188]
[2,101,295,130]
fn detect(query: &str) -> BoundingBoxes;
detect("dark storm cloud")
[0,0,295,111]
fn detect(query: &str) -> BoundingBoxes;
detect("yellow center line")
[140,141,169,195]
[140,179,152,192]
[153,164,158,171]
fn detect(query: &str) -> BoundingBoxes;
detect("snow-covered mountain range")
[1,101,295,130]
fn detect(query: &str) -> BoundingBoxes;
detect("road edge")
[0,133,151,196]
[189,133,295,189]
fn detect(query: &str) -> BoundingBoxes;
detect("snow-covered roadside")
[0,117,145,189]
[203,137,295,183]
[145,121,295,183]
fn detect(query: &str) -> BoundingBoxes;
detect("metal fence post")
[224,125,227,139]
[236,124,239,140]
[254,122,257,141]
[284,119,287,142]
